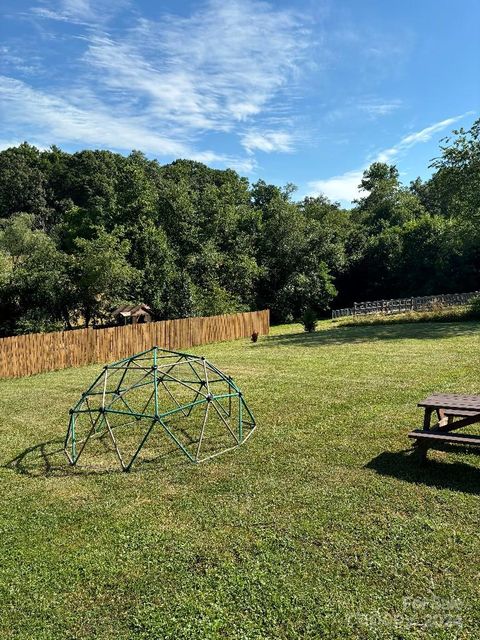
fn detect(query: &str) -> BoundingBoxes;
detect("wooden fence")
[332,291,480,320]
[0,309,270,380]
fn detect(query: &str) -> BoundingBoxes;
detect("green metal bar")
[103,415,127,470]
[83,370,107,395]
[156,347,197,359]
[156,356,203,376]
[64,414,73,449]
[114,361,132,403]
[153,346,159,418]
[239,395,243,442]
[116,377,155,395]
[115,369,155,396]
[156,354,186,385]
[160,379,190,417]
[158,396,207,420]
[210,399,239,444]
[185,359,204,385]
[71,413,105,464]
[164,378,224,385]
[124,419,158,471]
[85,396,105,434]
[211,392,239,401]
[103,407,156,420]
[158,418,196,463]
[105,365,154,371]
[158,370,208,398]
[185,388,204,417]
[241,397,256,426]
[78,390,116,397]
[106,347,155,367]
[72,408,101,414]
[109,392,136,415]
[71,415,76,460]
[140,388,156,415]
[206,361,240,392]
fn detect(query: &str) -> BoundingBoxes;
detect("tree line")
[0,118,478,336]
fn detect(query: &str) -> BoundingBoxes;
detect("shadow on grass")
[263,321,479,348]
[4,436,183,478]
[366,449,480,495]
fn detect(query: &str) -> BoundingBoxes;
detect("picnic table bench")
[408,393,480,461]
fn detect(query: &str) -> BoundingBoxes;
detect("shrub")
[301,308,318,332]
[468,296,480,319]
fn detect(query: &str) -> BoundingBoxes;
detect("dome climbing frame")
[65,347,256,471]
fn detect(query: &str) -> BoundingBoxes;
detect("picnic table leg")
[423,408,434,431]
[418,407,434,463]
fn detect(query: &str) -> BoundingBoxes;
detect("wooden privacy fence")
[332,291,480,320]
[0,310,270,380]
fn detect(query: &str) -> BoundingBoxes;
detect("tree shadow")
[366,448,480,495]
[263,321,479,348]
[4,436,184,478]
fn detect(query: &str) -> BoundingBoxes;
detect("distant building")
[112,304,153,325]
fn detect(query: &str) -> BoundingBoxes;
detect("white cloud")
[397,116,465,146]
[241,130,295,153]
[308,170,363,205]
[8,0,308,170]
[32,0,127,25]
[308,113,472,204]
[0,75,262,169]
[358,99,402,117]
[0,76,195,157]
[82,1,308,135]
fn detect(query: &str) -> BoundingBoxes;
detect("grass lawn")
[1,321,479,639]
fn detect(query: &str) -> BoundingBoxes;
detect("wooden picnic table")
[408,393,480,461]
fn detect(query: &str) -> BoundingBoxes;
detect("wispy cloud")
[31,0,126,25]
[0,75,219,161]
[241,130,295,154]
[325,97,403,124]
[357,99,403,118]
[83,1,309,130]
[375,113,472,163]
[308,113,472,204]
[9,0,310,167]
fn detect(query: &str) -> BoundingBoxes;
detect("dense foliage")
[0,118,478,336]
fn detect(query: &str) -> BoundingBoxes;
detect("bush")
[15,310,64,335]
[336,306,470,327]
[301,308,318,332]
[468,296,480,319]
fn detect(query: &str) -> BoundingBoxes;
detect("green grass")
[1,320,480,639]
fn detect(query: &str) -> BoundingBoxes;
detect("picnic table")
[408,393,480,461]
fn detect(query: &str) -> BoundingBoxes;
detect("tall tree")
[73,229,139,327]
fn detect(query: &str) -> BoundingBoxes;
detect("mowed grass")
[1,321,480,639]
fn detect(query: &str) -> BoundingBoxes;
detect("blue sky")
[1,0,478,206]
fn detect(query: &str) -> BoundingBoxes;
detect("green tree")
[428,118,480,220]
[354,162,425,231]
[0,214,72,334]
[73,229,139,327]
[0,143,50,226]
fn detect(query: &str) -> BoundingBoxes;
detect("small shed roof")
[113,304,152,318]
